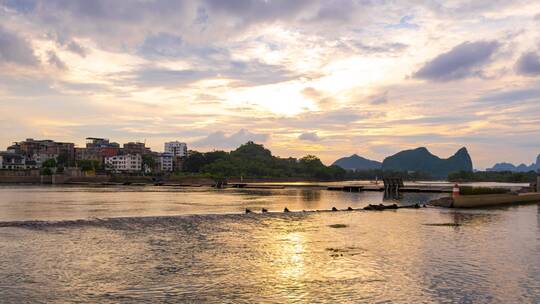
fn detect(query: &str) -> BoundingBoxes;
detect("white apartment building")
[164,141,187,157]
[160,153,173,172]
[104,154,142,172]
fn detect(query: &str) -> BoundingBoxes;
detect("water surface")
[0,185,538,303]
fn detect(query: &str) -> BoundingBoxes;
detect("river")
[0,185,538,303]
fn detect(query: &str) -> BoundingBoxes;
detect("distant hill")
[382,147,473,178]
[332,154,381,171]
[487,154,539,172]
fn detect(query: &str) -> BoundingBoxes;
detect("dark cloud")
[312,0,356,22]
[139,32,187,58]
[515,52,540,76]
[477,88,540,104]
[391,114,479,125]
[131,58,295,87]
[0,26,38,65]
[203,0,314,24]
[414,41,499,81]
[2,0,37,13]
[47,50,67,70]
[66,41,87,57]
[134,68,213,86]
[298,132,321,141]
[193,129,269,149]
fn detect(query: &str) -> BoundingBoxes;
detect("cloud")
[66,41,87,57]
[202,0,315,25]
[368,91,388,105]
[131,58,295,87]
[133,68,213,86]
[515,52,540,76]
[0,26,39,66]
[414,41,499,81]
[193,129,270,149]
[386,15,419,30]
[298,132,321,141]
[477,87,540,104]
[350,41,408,54]
[47,51,67,70]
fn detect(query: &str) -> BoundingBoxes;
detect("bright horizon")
[1,1,540,169]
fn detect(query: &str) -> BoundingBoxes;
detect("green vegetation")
[41,158,57,168]
[76,160,101,173]
[448,170,537,183]
[183,141,346,180]
[459,186,510,195]
[40,159,57,175]
[56,152,75,167]
[182,142,447,180]
[141,154,156,173]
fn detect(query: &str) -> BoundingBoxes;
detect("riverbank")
[430,192,540,208]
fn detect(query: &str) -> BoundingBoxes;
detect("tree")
[77,160,100,172]
[183,152,207,173]
[56,152,69,166]
[142,154,156,173]
[42,158,57,168]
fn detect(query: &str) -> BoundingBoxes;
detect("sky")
[0,0,540,169]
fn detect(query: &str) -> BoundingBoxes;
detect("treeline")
[448,170,538,183]
[182,142,441,181]
[183,141,346,180]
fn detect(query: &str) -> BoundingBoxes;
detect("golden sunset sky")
[1,0,540,168]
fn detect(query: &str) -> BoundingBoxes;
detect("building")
[75,137,120,165]
[104,154,142,173]
[164,141,188,157]
[159,153,174,172]
[86,137,120,149]
[123,142,151,155]
[16,138,75,166]
[0,152,37,170]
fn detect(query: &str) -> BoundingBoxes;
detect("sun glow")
[224,82,316,116]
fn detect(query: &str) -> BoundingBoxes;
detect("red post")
[452,183,460,197]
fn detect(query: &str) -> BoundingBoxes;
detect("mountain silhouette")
[332,154,381,171]
[382,147,473,178]
[487,153,540,172]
